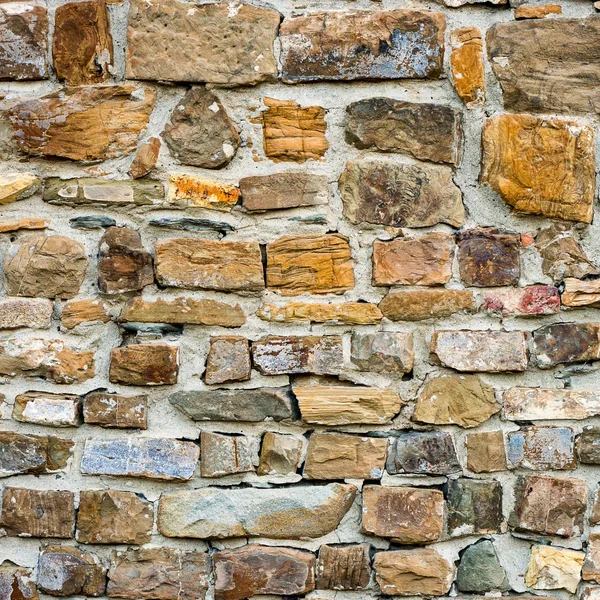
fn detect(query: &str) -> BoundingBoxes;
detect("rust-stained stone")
[0,487,75,538]
[129,137,160,179]
[304,432,387,480]
[481,114,595,223]
[372,233,454,286]
[266,234,354,295]
[316,544,371,591]
[0,173,40,204]
[120,297,246,327]
[592,492,600,525]
[0,564,39,600]
[240,173,328,212]
[294,385,402,425]
[13,391,81,427]
[534,322,600,368]
[387,431,460,476]
[200,431,258,478]
[262,98,328,163]
[53,0,113,85]
[431,330,528,372]
[340,159,463,228]
[0,298,52,329]
[126,0,279,86]
[346,99,461,165]
[205,336,251,385]
[457,228,520,287]
[62,299,110,329]
[379,289,475,321]
[257,302,382,325]
[508,426,576,471]
[504,388,600,421]
[450,27,485,107]
[110,344,179,386]
[562,278,600,308]
[167,175,239,211]
[515,4,562,18]
[583,534,600,583]
[466,431,507,473]
[9,84,155,161]
[155,238,264,292]
[361,486,444,544]
[0,218,47,233]
[482,285,560,316]
[351,332,413,374]
[525,545,584,594]
[252,336,343,376]
[5,235,87,299]
[578,427,600,464]
[374,549,454,596]
[76,489,153,545]
[163,88,240,169]
[510,474,587,537]
[83,391,147,429]
[257,432,302,476]
[279,9,445,83]
[38,545,106,597]
[107,548,209,600]
[0,3,47,80]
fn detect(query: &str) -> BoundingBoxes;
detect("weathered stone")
[373,233,454,286]
[414,374,499,428]
[351,332,413,374]
[81,437,199,481]
[481,114,595,223]
[340,159,463,228]
[0,338,94,384]
[155,238,264,292]
[126,0,279,85]
[304,433,387,480]
[70,216,116,229]
[450,27,485,107]
[109,344,179,386]
[205,336,251,385]
[379,289,474,321]
[346,99,461,164]
[158,483,356,539]
[38,545,106,597]
[5,235,87,299]
[374,549,454,596]
[0,298,52,329]
[214,545,315,600]
[432,330,528,372]
[149,217,233,235]
[262,98,328,163]
[13,392,80,427]
[387,431,460,476]
[446,478,503,537]
[443,0,506,8]
[582,586,600,600]
[107,548,209,600]
[487,18,600,115]
[129,137,160,179]
[509,474,587,537]
[525,545,583,593]
[577,427,600,464]
[240,173,328,212]
[562,278,600,308]
[295,385,402,425]
[266,234,354,295]
[257,302,382,325]
[482,285,560,316]
[163,88,240,168]
[508,426,576,470]
[0,4,47,80]
[169,388,295,422]
[252,336,343,376]
[83,391,147,429]
[591,492,600,525]
[456,540,509,593]
[0,488,75,538]
[0,218,47,233]
[457,228,520,287]
[0,565,38,600]
[466,431,507,473]
[0,432,73,477]
[167,175,239,211]
[9,85,155,161]
[361,486,443,543]
[200,431,258,478]
[583,534,600,583]
[534,322,600,368]
[515,4,561,18]
[45,178,163,207]
[257,432,302,476]
[53,0,113,85]
[504,388,600,421]
[0,173,40,204]
[279,10,445,82]
[61,299,110,330]
[316,545,370,591]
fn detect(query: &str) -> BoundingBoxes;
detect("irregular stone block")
[126,0,279,85]
[279,9,445,82]
[213,545,315,600]
[456,540,509,593]
[450,27,485,107]
[200,431,258,478]
[466,431,507,473]
[316,544,371,591]
[0,298,52,329]
[0,432,73,477]
[534,322,600,367]
[157,483,356,539]
[294,385,402,425]
[129,137,160,179]
[351,332,413,374]
[257,432,302,476]
[525,545,583,593]
[13,391,81,427]
[482,285,560,316]
[431,330,528,372]
[0,487,75,538]
[508,426,576,470]
[562,278,600,308]
[0,173,40,204]
[62,299,110,329]
[109,344,179,386]
[0,218,47,233]
[205,336,250,385]
[257,302,382,325]
[167,175,239,212]
[0,564,39,600]
[83,391,147,429]
[515,4,562,18]
[504,388,600,421]
[266,234,354,295]
[361,486,444,544]
[70,215,116,229]
[81,437,199,481]
[583,534,600,583]
[387,431,460,476]
[9,85,155,161]
[340,159,463,228]
[577,427,600,464]
[379,289,474,321]
[304,432,387,480]
[5,235,87,299]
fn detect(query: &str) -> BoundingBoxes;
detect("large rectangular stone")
[534,322,600,367]
[504,388,600,421]
[13,391,81,427]
[507,426,576,470]
[0,297,52,329]
[257,302,382,325]
[83,391,147,429]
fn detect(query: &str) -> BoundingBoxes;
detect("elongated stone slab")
[0,298,52,329]
[534,322,600,367]
[504,388,600,421]
[379,289,475,322]
[257,302,382,325]
[13,391,81,427]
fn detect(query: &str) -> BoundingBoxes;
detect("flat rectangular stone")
[507,426,576,470]
[504,388,600,421]
[81,437,199,481]
[466,431,507,473]
[0,218,47,233]
[200,431,258,478]
[562,278,600,307]
[83,391,147,428]
[534,322,600,367]
[62,299,110,329]
[379,289,475,321]
[0,297,52,329]
[257,301,382,324]
[167,174,239,211]
[482,285,560,316]
[13,391,81,427]
[386,431,460,475]
[109,344,179,386]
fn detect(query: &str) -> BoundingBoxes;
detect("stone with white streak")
[13,392,81,427]
[504,388,600,421]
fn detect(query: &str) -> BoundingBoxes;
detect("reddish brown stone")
[204,336,251,385]
[109,344,179,386]
[482,285,560,316]
[129,137,160,179]
[450,27,485,107]
[534,322,600,367]
[316,544,371,591]
[83,391,147,429]
[0,565,39,600]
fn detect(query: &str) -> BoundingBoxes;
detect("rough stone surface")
[257,302,382,324]
[456,540,509,593]
[379,289,475,321]
[386,431,460,475]
[316,544,370,591]
[0,173,40,204]
[482,285,560,316]
[562,278,600,308]
[109,344,179,386]
[525,545,583,593]
[83,391,147,428]
[62,299,110,329]
[166,175,239,212]
[129,137,160,179]
[504,388,600,421]
[450,27,485,107]
[507,426,576,470]
[257,432,302,476]
[534,322,600,367]
[583,534,600,583]
[515,4,562,18]
[13,392,81,427]
[0,218,47,233]
[351,332,413,374]
[0,565,38,600]
[204,336,251,385]
[0,298,52,329]
[466,431,507,473]
[200,431,258,478]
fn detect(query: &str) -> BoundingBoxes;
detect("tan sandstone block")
[257,302,382,325]
[379,289,475,321]
[525,545,583,593]
[167,174,239,212]
[62,299,110,329]
[450,27,485,107]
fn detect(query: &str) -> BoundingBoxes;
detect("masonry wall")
[0,0,599,598]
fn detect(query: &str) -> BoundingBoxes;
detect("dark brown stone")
[578,427,600,464]
[534,322,600,368]
[316,544,371,591]
[83,391,147,429]
[109,344,179,386]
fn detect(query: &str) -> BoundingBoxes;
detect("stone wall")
[0,0,599,598]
